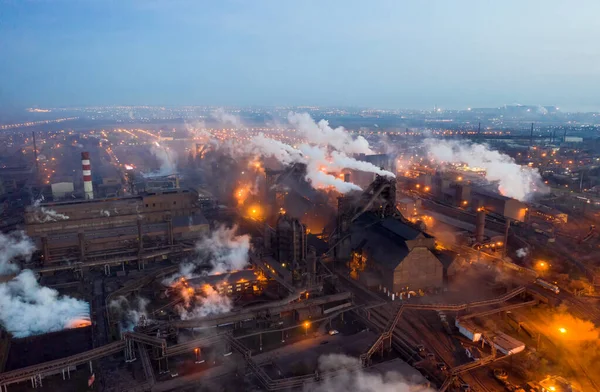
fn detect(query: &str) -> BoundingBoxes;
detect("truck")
[535,278,560,294]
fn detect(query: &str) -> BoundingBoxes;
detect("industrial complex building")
[25,189,208,268]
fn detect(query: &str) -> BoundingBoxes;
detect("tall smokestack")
[476,207,486,244]
[530,123,534,146]
[81,152,94,200]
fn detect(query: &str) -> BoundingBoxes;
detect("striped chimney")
[81,152,94,200]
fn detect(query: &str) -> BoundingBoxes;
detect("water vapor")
[109,296,150,331]
[307,354,432,392]
[0,270,90,338]
[146,142,178,177]
[288,112,372,155]
[248,113,394,194]
[212,108,242,129]
[0,231,35,275]
[424,139,547,201]
[32,198,69,222]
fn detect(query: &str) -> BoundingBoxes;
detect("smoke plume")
[174,225,251,280]
[32,198,69,222]
[516,248,529,258]
[288,112,372,155]
[109,296,150,331]
[0,231,90,337]
[248,113,393,193]
[0,231,35,275]
[146,142,178,177]
[176,285,233,320]
[423,139,547,201]
[306,354,432,392]
[212,108,243,129]
[0,270,90,338]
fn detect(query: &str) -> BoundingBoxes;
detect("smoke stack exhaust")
[81,152,94,200]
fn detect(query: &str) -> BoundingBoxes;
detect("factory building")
[346,212,455,294]
[25,189,209,266]
[472,189,528,222]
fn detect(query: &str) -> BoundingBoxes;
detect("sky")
[1,0,600,111]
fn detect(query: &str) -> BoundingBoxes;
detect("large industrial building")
[346,212,455,295]
[25,188,209,267]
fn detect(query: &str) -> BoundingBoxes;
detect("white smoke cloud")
[423,139,547,201]
[176,285,232,320]
[212,108,243,129]
[0,270,90,338]
[32,198,69,222]
[288,112,372,155]
[516,248,529,258]
[0,231,90,338]
[328,151,395,178]
[249,113,394,194]
[145,143,178,177]
[306,354,432,392]
[109,296,150,331]
[174,225,251,280]
[0,231,35,275]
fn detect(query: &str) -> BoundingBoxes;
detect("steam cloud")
[32,198,70,222]
[0,270,91,338]
[288,112,372,155]
[248,113,394,194]
[212,108,243,129]
[0,231,35,275]
[176,285,233,320]
[173,225,251,281]
[424,139,547,201]
[0,231,90,338]
[109,296,150,331]
[306,354,432,392]
[146,143,178,177]
[516,248,529,258]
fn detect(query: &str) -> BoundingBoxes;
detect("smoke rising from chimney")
[248,113,393,193]
[146,143,178,177]
[288,112,372,155]
[424,139,547,201]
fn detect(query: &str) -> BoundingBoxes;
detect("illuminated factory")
[25,189,208,268]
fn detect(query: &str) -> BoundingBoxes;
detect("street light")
[304,321,310,336]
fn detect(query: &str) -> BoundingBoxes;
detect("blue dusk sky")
[1,0,600,110]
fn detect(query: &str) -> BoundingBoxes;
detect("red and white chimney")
[81,152,94,200]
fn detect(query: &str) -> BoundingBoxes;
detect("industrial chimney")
[81,152,94,200]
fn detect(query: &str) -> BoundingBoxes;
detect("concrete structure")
[25,189,208,265]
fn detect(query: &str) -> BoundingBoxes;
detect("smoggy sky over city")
[2,0,600,111]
